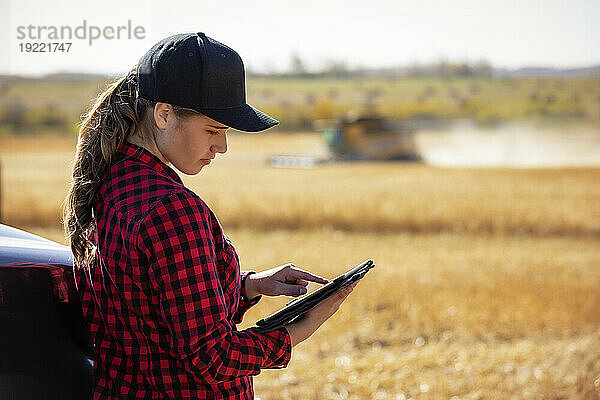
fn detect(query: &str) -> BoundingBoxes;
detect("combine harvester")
[317,116,422,161]
[268,116,426,168]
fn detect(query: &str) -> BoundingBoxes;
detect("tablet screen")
[255,259,374,329]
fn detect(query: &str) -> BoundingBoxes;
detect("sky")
[1,0,599,77]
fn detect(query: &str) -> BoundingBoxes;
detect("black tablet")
[253,259,375,332]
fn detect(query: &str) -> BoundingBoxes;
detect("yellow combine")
[316,116,421,161]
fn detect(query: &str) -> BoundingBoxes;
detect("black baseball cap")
[136,32,278,132]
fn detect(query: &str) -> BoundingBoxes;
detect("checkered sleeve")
[233,271,261,324]
[136,192,292,384]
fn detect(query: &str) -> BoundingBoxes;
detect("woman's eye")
[208,130,219,135]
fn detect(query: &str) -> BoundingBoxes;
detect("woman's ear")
[153,103,173,130]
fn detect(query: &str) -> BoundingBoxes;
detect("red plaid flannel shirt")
[74,142,292,399]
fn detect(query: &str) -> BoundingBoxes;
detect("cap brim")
[199,104,278,132]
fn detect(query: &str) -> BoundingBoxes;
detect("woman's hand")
[285,281,358,347]
[244,263,328,300]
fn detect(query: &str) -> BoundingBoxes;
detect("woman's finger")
[285,267,328,284]
[274,281,308,297]
[284,278,310,286]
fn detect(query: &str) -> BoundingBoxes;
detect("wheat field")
[0,133,599,399]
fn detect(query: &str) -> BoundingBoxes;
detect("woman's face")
[153,103,229,175]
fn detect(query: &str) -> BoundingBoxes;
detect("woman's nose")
[211,133,228,154]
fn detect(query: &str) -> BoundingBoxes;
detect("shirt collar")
[117,141,183,185]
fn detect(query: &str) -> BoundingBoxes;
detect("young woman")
[64,32,357,399]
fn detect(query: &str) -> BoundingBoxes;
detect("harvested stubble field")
[0,133,599,399]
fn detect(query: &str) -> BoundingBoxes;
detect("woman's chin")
[192,165,206,174]
[176,165,205,176]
